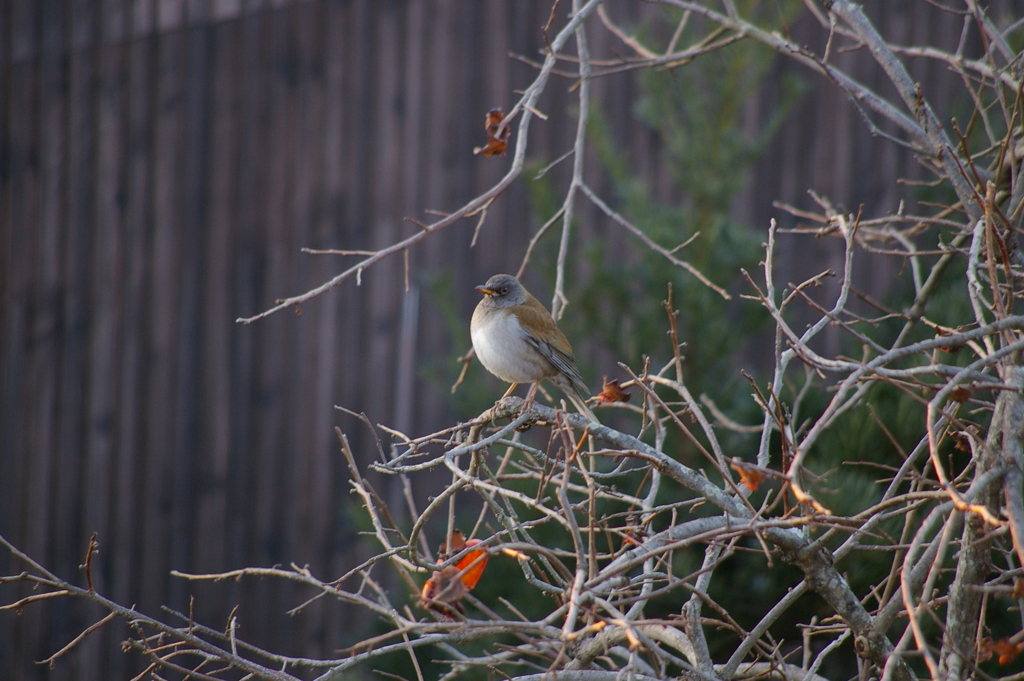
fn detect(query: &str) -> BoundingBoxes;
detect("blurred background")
[0,0,1001,678]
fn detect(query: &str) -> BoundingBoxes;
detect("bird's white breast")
[471,309,550,383]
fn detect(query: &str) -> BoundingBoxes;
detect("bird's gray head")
[475,274,527,309]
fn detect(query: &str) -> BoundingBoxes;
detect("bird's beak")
[475,286,495,296]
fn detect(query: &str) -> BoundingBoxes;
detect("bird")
[471,273,598,422]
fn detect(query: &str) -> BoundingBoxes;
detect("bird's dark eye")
[500,287,508,295]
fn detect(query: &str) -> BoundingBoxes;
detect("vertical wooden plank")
[251,4,300,648]
[10,0,39,63]
[401,0,455,443]
[164,17,212,613]
[217,13,268,633]
[112,15,156,609]
[418,0,466,436]
[187,0,209,24]
[0,0,9,70]
[34,9,67,676]
[320,0,356,651]
[27,0,66,577]
[212,0,243,22]
[49,2,100,677]
[284,3,311,653]
[236,6,288,650]
[289,0,335,657]
[417,0,459,265]
[192,10,241,584]
[106,29,157,681]
[159,0,186,33]
[101,0,128,42]
[132,0,156,38]
[0,0,15,585]
[390,0,425,438]
[76,33,130,677]
[2,2,47,678]
[137,24,186,618]
[273,7,303,594]
[32,1,76,676]
[172,9,232,631]
[362,0,401,448]
[228,5,268,607]
[83,40,127,594]
[0,0,19,560]
[244,3,280,647]
[72,0,99,49]
[331,0,371,468]
[290,3,316,546]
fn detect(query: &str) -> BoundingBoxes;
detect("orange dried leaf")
[951,430,972,452]
[420,532,489,616]
[980,637,1024,665]
[454,540,488,590]
[620,529,642,547]
[936,327,966,354]
[420,565,471,617]
[484,109,504,136]
[730,459,768,492]
[474,108,510,156]
[478,138,508,157]
[1013,577,1024,599]
[438,530,468,557]
[949,385,973,402]
[618,512,648,548]
[596,377,631,404]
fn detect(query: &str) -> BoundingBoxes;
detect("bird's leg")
[522,382,540,407]
[501,383,519,399]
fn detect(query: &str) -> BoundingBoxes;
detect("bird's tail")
[565,389,600,424]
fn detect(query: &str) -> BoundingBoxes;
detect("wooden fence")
[0,0,982,678]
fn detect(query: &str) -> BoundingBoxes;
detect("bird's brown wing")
[517,328,588,397]
[538,340,589,397]
[513,295,591,398]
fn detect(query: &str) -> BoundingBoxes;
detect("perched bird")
[471,274,598,422]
